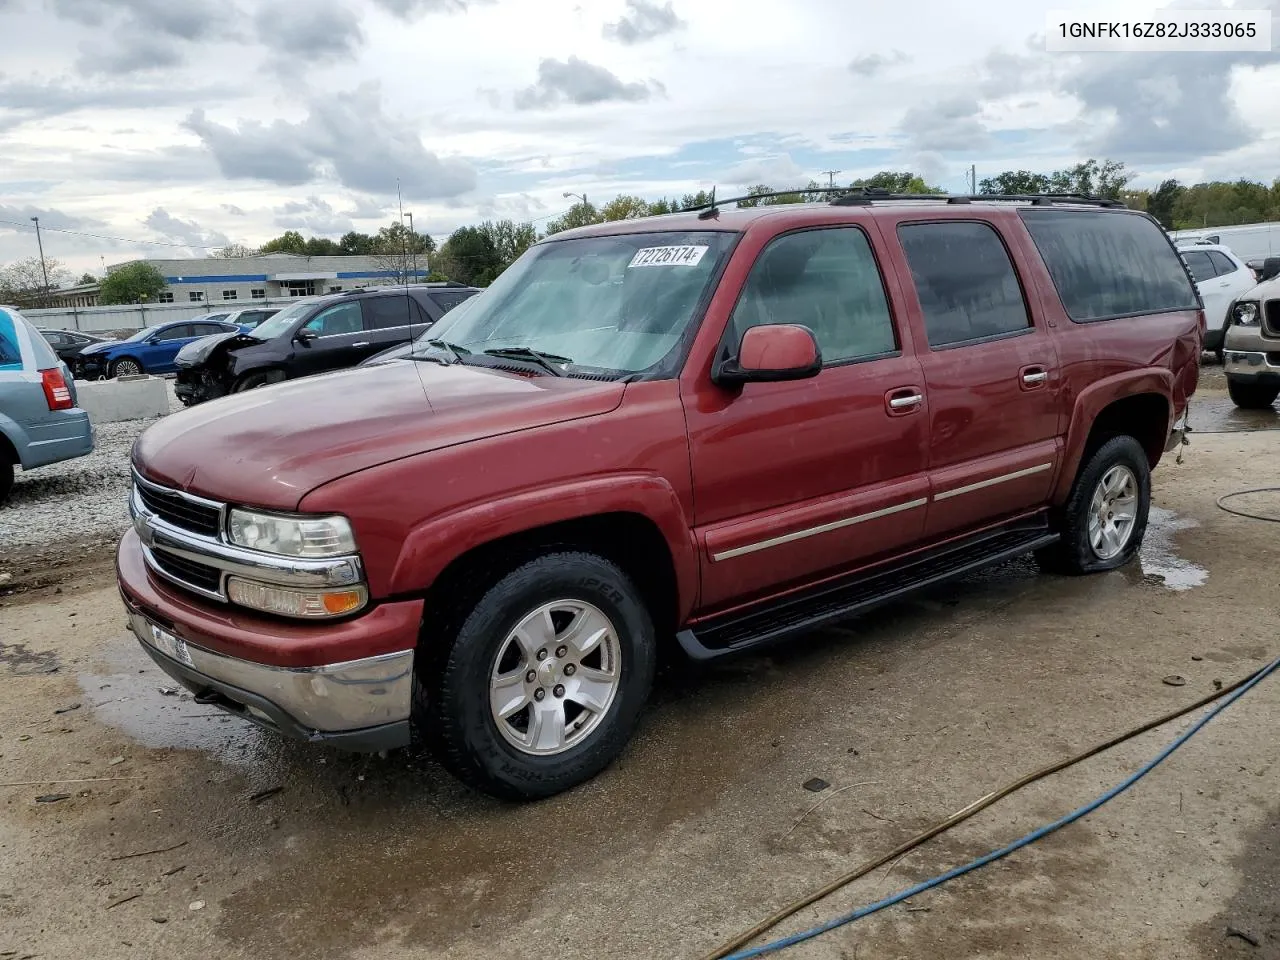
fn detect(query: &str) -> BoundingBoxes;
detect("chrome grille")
[133,474,224,538]
[149,550,223,594]
[1264,300,1280,338]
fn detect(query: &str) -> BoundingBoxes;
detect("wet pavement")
[3,431,1279,960]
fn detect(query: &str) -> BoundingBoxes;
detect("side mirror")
[713,324,822,386]
[295,328,319,344]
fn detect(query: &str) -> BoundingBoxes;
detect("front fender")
[1052,368,1173,504]
[389,473,700,620]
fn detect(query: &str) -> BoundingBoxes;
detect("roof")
[548,193,1140,242]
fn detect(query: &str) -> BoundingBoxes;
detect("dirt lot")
[1,371,1278,960]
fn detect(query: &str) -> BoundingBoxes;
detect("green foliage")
[434,219,539,286]
[425,271,450,282]
[979,159,1131,200]
[212,243,259,258]
[259,230,307,255]
[544,201,602,236]
[1169,179,1280,229]
[851,171,944,194]
[98,262,167,305]
[339,231,375,255]
[78,272,97,285]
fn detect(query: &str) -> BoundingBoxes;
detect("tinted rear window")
[429,291,478,313]
[1018,210,1199,322]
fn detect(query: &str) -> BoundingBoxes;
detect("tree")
[0,256,71,306]
[979,170,1051,195]
[339,231,375,255]
[303,237,340,256]
[98,262,167,305]
[259,230,308,255]
[600,195,653,222]
[78,273,97,285]
[851,171,944,194]
[434,220,538,286]
[369,220,436,283]
[544,201,601,236]
[979,159,1130,200]
[212,243,259,258]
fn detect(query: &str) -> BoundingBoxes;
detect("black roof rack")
[692,187,1127,218]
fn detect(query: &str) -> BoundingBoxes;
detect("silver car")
[0,305,94,503]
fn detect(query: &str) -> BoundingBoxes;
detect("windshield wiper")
[482,346,570,377]
[412,339,471,365]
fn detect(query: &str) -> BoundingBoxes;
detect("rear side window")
[1207,251,1238,276]
[0,312,22,369]
[897,221,1031,347]
[1181,250,1214,283]
[429,291,478,313]
[154,324,193,341]
[1019,210,1199,322]
[363,296,414,329]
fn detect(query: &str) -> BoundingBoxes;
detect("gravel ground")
[0,379,182,550]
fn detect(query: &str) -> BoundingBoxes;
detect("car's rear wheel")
[0,461,13,506]
[1036,435,1151,575]
[110,357,142,378]
[1227,379,1279,409]
[418,551,657,800]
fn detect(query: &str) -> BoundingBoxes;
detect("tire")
[418,551,657,801]
[1227,379,1279,410]
[0,461,13,506]
[232,370,284,393]
[109,357,142,378]
[1036,435,1151,576]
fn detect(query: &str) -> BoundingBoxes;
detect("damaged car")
[173,283,481,405]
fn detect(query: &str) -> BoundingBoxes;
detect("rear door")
[290,300,367,377]
[359,295,419,360]
[1206,250,1256,339]
[887,216,1062,539]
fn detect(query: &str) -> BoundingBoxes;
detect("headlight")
[1232,301,1260,326]
[227,508,357,558]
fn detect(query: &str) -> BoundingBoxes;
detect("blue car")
[75,316,245,379]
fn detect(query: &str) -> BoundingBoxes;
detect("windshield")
[247,299,322,340]
[124,326,154,342]
[427,231,734,374]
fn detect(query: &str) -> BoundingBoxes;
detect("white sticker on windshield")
[628,245,709,268]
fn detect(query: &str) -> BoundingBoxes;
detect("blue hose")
[724,653,1280,960]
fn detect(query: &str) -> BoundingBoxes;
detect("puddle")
[1138,506,1208,591]
[79,630,275,766]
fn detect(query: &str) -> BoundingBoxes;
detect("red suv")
[118,192,1202,799]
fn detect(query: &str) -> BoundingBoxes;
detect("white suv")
[1178,243,1257,359]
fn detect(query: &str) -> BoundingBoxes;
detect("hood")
[1240,276,1280,301]
[358,341,416,367]
[175,330,254,367]
[132,360,626,510]
[79,340,119,356]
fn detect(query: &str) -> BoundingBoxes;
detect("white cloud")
[3,0,1280,272]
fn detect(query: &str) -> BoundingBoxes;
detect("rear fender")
[0,412,28,467]
[389,473,700,619]
[1052,368,1174,504]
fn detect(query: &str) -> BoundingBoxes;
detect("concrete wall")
[22,297,299,334]
[76,376,170,423]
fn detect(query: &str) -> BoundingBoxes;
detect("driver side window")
[730,227,898,365]
[302,302,364,337]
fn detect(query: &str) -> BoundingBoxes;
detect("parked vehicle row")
[74,316,248,380]
[119,192,1201,800]
[0,306,93,504]
[172,283,480,405]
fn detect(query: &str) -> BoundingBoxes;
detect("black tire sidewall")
[1060,436,1151,573]
[1227,378,1279,409]
[0,461,13,505]
[428,552,656,800]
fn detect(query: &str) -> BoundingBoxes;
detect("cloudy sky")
[2,0,1280,274]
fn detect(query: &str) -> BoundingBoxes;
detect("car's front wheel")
[110,357,142,378]
[1227,379,1279,410]
[232,370,285,392]
[1037,435,1151,575]
[418,551,657,800]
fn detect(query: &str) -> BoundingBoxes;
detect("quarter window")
[1207,251,1238,276]
[730,227,897,364]
[1019,209,1199,322]
[1181,250,1215,283]
[897,221,1031,347]
[363,296,413,330]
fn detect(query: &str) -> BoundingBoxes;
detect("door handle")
[352,341,370,348]
[1022,371,1048,384]
[888,393,923,409]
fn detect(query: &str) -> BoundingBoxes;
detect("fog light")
[226,577,367,618]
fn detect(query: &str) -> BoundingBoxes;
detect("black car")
[173,283,481,405]
[37,329,115,375]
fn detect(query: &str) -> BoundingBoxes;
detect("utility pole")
[822,170,842,189]
[30,216,50,306]
[403,211,417,282]
[969,164,977,194]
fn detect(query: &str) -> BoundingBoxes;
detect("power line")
[0,217,232,250]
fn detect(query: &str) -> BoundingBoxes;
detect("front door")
[684,224,932,611]
[888,217,1062,539]
[291,301,367,377]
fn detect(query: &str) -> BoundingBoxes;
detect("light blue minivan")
[0,305,94,504]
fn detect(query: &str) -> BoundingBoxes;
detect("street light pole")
[403,211,417,282]
[31,217,50,306]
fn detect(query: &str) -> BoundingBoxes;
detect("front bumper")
[117,528,422,751]
[1224,350,1280,386]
